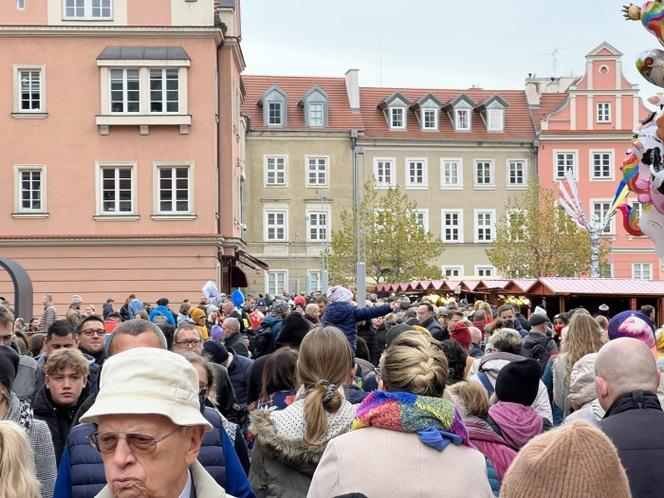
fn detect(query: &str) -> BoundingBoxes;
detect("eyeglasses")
[175,340,201,348]
[80,328,105,337]
[87,426,183,455]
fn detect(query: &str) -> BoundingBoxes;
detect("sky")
[241,0,662,98]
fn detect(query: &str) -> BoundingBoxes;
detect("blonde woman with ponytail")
[249,326,356,497]
[309,332,494,498]
[0,420,41,498]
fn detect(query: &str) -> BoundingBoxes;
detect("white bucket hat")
[80,347,212,430]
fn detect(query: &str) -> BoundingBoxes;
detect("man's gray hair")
[174,322,202,343]
[222,317,240,331]
[487,328,522,355]
[107,319,167,356]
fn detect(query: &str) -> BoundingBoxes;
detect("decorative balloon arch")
[0,259,33,321]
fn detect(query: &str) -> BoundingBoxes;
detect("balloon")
[231,289,245,307]
[624,1,664,46]
[638,204,664,259]
[202,280,219,299]
[636,48,664,87]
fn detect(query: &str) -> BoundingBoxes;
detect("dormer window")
[262,85,288,127]
[487,109,504,131]
[422,109,438,130]
[390,108,405,129]
[455,109,470,130]
[413,93,442,131]
[379,92,411,131]
[302,86,328,127]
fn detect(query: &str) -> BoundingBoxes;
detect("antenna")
[379,39,383,87]
[540,48,564,76]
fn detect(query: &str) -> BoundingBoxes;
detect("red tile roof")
[359,87,536,141]
[241,75,364,131]
[530,93,568,131]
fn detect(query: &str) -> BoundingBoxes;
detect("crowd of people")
[0,286,663,497]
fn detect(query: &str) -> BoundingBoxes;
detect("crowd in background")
[0,284,663,497]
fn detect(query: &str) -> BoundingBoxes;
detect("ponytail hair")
[0,420,40,498]
[297,326,354,444]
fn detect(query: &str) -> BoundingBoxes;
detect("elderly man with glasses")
[80,347,234,497]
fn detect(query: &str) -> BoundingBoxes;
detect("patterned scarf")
[352,391,470,451]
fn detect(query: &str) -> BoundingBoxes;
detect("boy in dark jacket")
[321,286,395,352]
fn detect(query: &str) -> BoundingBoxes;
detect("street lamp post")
[352,130,366,307]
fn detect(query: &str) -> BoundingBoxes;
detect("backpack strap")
[477,371,495,395]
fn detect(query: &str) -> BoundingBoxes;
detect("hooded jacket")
[249,392,356,497]
[148,305,176,326]
[488,401,544,450]
[521,330,557,371]
[564,353,605,425]
[469,352,553,422]
[463,416,517,482]
[321,302,391,351]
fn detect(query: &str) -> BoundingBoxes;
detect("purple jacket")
[464,416,517,482]
[488,401,544,450]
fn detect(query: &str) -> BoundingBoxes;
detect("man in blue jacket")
[321,286,396,352]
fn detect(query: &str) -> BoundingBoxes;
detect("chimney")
[345,69,360,113]
[525,78,541,107]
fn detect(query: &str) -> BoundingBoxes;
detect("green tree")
[486,180,608,278]
[328,182,444,285]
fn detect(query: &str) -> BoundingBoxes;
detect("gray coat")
[6,392,56,498]
[13,354,39,402]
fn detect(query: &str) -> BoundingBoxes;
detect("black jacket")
[225,332,250,358]
[357,322,378,365]
[421,316,448,342]
[600,390,664,498]
[32,382,90,466]
[228,353,253,406]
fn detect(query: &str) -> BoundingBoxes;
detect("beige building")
[242,72,538,295]
[359,86,537,278]
[242,73,362,295]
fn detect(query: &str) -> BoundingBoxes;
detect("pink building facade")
[533,42,659,279]
[0,0,257,317]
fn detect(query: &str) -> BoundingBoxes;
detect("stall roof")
[527,277,664,296]
[503,279,538,293]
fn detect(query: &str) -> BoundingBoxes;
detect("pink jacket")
[488,401,544,450]
[464,416,517,482]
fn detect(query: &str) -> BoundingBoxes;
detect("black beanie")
[276,312,312,349]
[203,340,229,365]
[0,346,19,393]
[385,324,414,347]
[495,359,541,406]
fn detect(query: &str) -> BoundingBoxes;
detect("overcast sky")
[241,0,662,98]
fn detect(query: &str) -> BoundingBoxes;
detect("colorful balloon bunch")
[617,2,664,259]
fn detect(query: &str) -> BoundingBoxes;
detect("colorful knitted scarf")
[352,391,470,451]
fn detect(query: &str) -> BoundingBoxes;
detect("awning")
[237,249,269,271]
[230,265,248,288]
[97,46,190,61]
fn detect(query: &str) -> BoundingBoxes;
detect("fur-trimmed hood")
[249,396,356,468]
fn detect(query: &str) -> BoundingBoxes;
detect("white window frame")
[597,102,611,123]
[13,165,47,216]
[590,199,615,235]
[95,161,137,217]
[109,68,140,114]
[17,0,25,10]
[153,162,194,216]
[440,158,463,190]
[308,102,324,127]
[441,209,464,243]
[389,107,406,129]
[266,270,288,295]
[474,209,496,243]
[63,0,112,20]
[507,208,528,242]
[421,108,438,131]
[487,109,504,132]
[306,210,330,242]
[149,68,180,114]
[267,101,283,126]
[264,208,288,242]
[13,65,46,114]
[264,155,288,187]
[305,156,328,187]
[601,263,613,278]
[455,108,471,131]
[473,160,495,189]
[589,150,614,181]
[414,209,430,232]
[506,159,527,189]
[632,262,653,280]
[442,265,464,278]
[553,150,578,181]
[405,158,428,189]
[307,271,323,294]
[474,265,496,277]
[373,157,396,188]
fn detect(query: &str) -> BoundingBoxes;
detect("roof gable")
[378,92,411,110]
[475,94,510,111]
[586,42,623,58]
[444,93,477,110]
[413,92,444,110]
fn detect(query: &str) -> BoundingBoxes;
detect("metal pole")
[353,139,366,308]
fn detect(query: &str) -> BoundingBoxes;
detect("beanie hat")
[0,346,20,393]
[156,298,169,306]
[385,324,415,347]
[188,306,205,322]
[450,322,472,349]
[327,286,353,304]
[501,420,631,498]
[271,301,290,316]
[275,312,312,349]
[210,325,224,341]
[203,340,229,365]
[529,313,548,327]
[293,295,306,306]
[609,311,656,354]
[495,359,541,406]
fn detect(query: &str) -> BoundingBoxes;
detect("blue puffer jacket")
[322,302,391,351]
[228,354,253,406]
[52,407,254,498]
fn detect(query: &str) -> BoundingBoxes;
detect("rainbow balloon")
[642,1,664,44]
